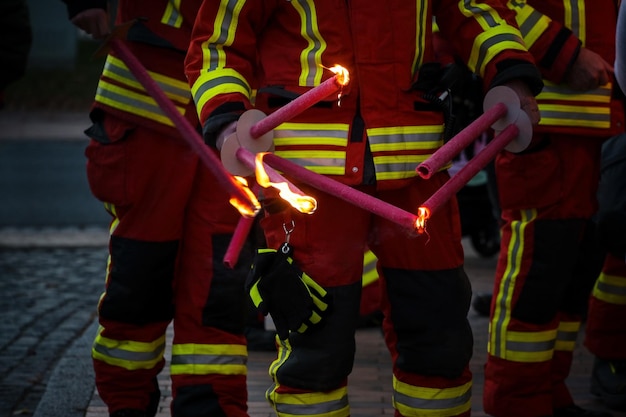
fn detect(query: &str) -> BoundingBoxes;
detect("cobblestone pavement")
[0,242,108,416]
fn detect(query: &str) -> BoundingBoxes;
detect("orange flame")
[254,153,317,214]
[415,206,431,234]
[329,65,350,86]
[328,65,349,106]
[229,176,261,217]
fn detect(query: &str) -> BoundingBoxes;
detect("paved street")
[0,244,108,417]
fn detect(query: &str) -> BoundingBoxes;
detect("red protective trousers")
[87,113,250,416]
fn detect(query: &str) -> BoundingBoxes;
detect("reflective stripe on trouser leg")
[584,252,626,358]
[94,232,178,413]
[263,282,362,417]
[485,212,589,417]
[383,266,472,417]
[170,165,252,417]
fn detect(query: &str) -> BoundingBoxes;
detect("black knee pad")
[275,282,361,391]
[99,236,178,325]
[385,266,472,379]
[512,219,586,324]
[202,234,252,333]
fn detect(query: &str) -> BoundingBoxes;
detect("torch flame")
[229,176,261,217]
[254,153,317,214]
[329,65,350,86]
[415,206,431,234]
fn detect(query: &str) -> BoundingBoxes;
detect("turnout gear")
[63,1,252,416]
[186,1,542,416]
[484,2,625,417]
[246,243,331,340]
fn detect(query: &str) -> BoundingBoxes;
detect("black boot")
[590,357,626,411]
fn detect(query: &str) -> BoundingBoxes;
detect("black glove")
[245,243,331,340]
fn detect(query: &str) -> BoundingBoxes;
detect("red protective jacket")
[186,1,542,189]
[509,0,624,136]
[89,0,202,136]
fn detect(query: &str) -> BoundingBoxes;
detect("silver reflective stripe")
[557,330,578,342]
[539,84,611,100]
[207,0,244,70]
[518,8,544,38]
[162,0,182,27]
[104,57,190,100]
[274,128,348,141]
[281,156,345,168]
[567,0,581,39]
[493,212,529,358]
[291,0,324,86]
[462,0,498,27]
[393,386,472,410]
[474,33,524,78]
[539,109,610,124]
[192,75,250,106]
[374,161,419,173]
[597,281,626,296]
[368,132,442,147]
[171,353,247,366]
[274,395,349,415]
[96,84,169,118]
[93,341,166,362]
[506,339,555,352]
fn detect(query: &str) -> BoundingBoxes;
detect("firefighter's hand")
[216,121,237,151]
[502,79,540,125]
[70,9,110,40]
[565,47,613,91]
[245,244,332,340]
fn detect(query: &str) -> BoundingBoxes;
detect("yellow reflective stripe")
[593,272,626,305]
[460,0,505,30]
[104,202,120,235]
[103,56,190,103]
[202,0,246,70]
[267,382,349,417]
[269,338,293,380]
[469,29,527,75]
[512,3,552,48]
[538,81,612,103]
[170,343,247,376]
[554,320,580,352]
[362,250,379,287]
[412,2,428,81]
[191,68,251,115]
[274,150,346,174]
[96,80,183,126]
[368,125,444,151]
[368,124,444,137]
[273,124,349,147]
[161,0,183,28]
[504,328,556,362]
[290,0,326,86]
[564,0,584,44]
[92,327,166,370]
[490,209,537,359]
[393,376,472,417]
[538,103,611,129]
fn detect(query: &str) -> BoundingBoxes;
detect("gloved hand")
[245,243,332,340]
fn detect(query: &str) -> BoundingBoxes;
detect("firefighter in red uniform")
[63,1,252,416]
[186,2,542,416]
[483,1,625,417]
[584,5,626,409]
